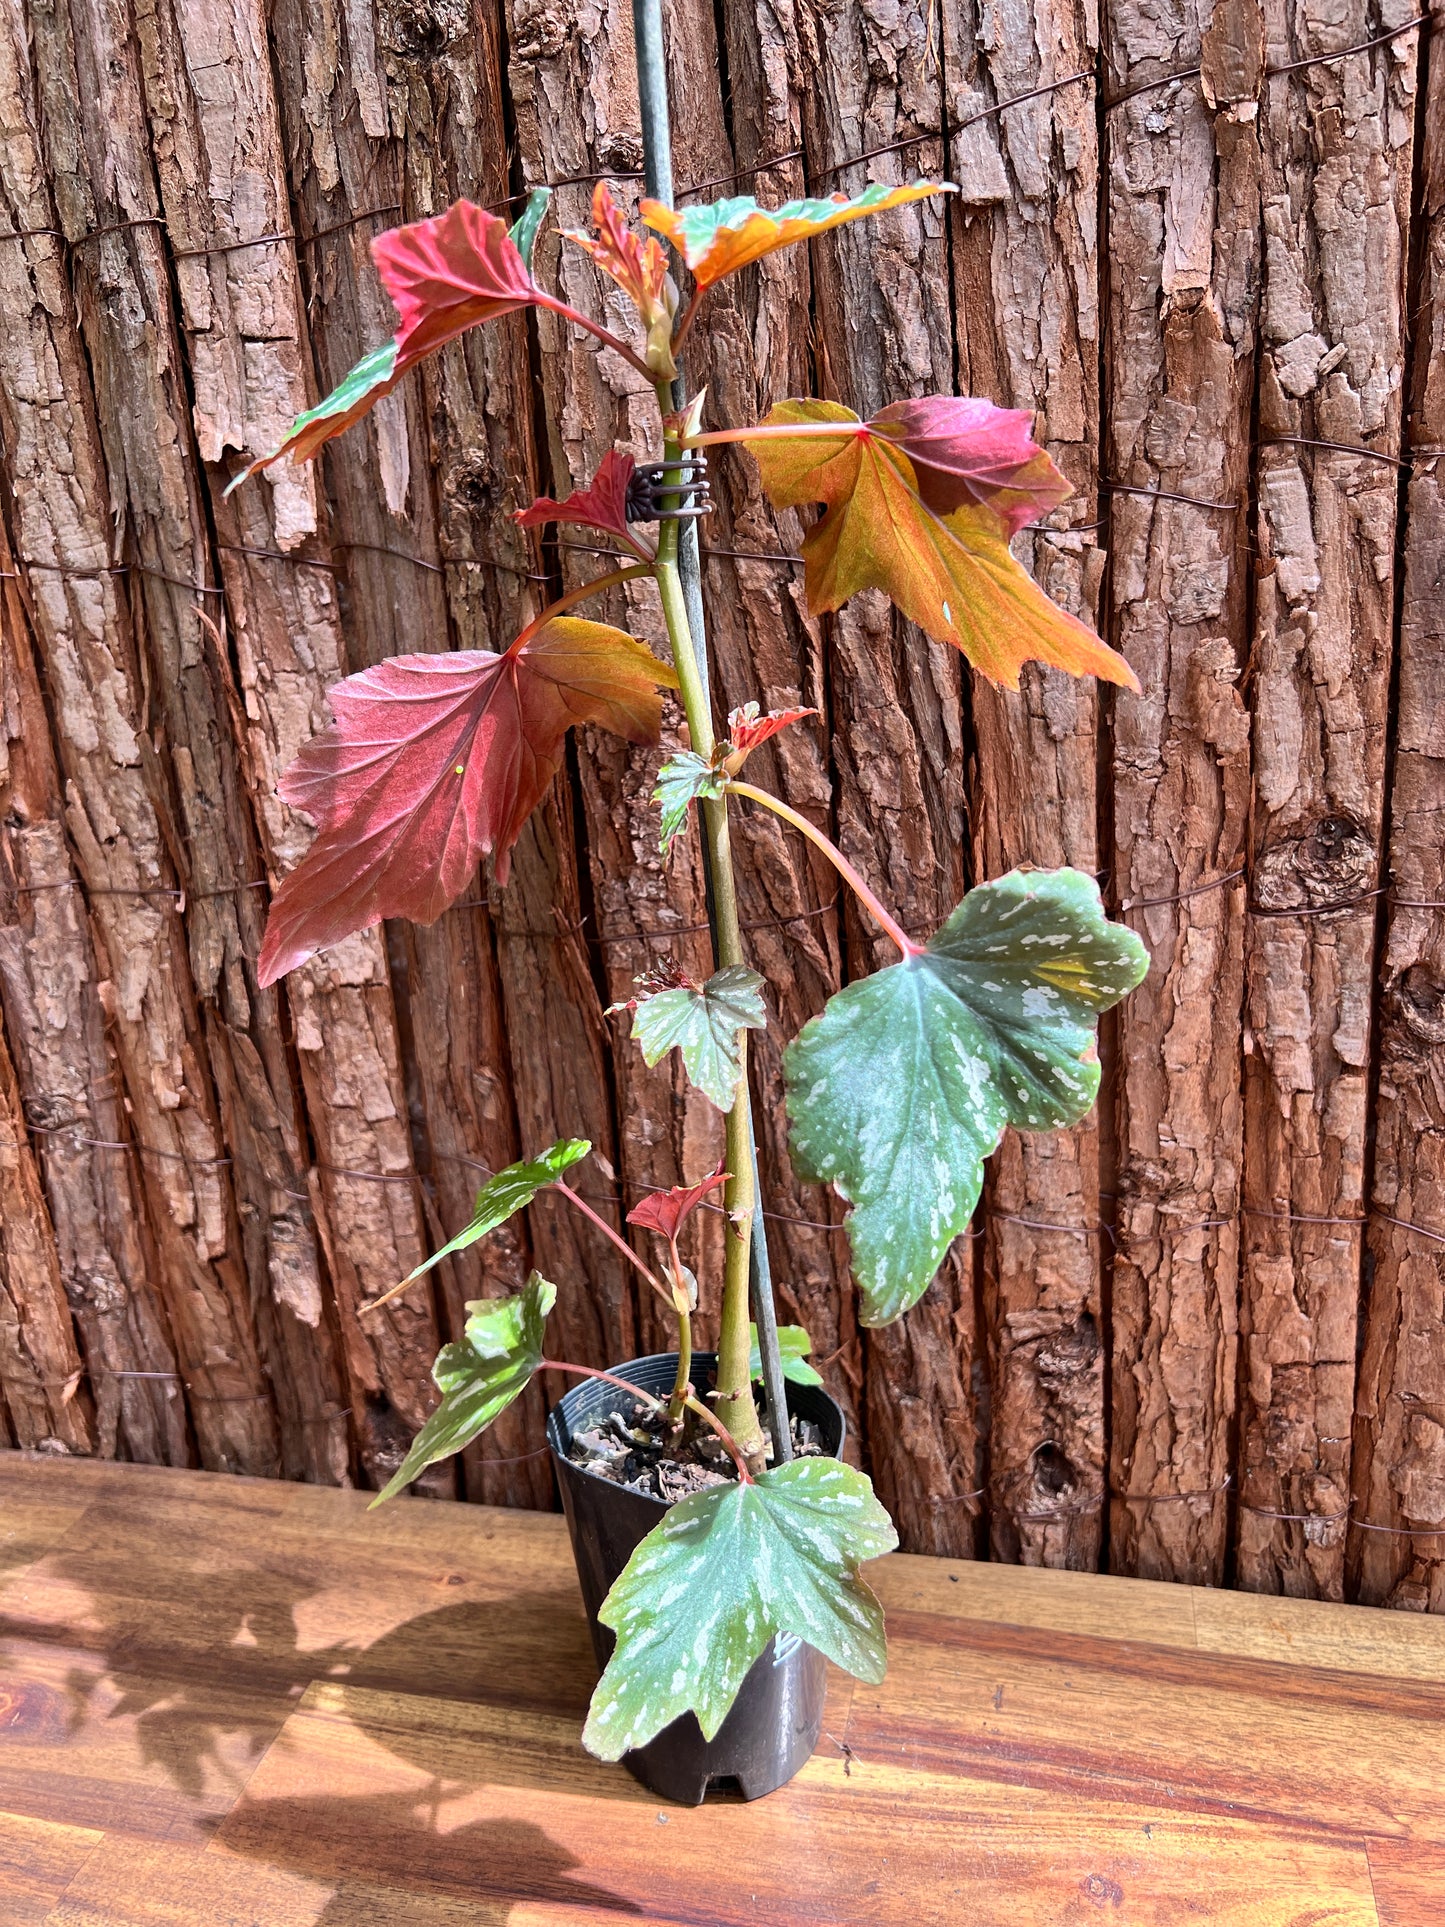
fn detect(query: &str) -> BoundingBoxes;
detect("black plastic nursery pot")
[547,1350,846,1806]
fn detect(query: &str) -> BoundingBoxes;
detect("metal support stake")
[631,0,793,1461]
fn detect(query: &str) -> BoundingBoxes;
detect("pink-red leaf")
[626,1162,729,1242]
[870,398,1074,537]
[258,619,678,984]
[564,184,677,374]
[516,451,639,549]
[375,200,540,366]
[726,702,819,759]
[738,399,1138,693]
[230,202,541,488]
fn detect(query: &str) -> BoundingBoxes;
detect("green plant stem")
[728,780,923,960]
[653,399,768,1476]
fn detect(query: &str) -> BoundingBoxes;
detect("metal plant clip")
[626,452,714,523]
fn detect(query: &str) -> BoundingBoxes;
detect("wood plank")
[0,1810,99,1926]
[217,1679,1382,1925]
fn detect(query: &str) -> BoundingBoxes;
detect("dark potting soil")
[566,1398,825,1503]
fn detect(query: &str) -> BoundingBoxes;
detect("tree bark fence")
[0,0,1440,1609]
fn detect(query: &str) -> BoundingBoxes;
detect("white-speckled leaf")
[783,868,1148,1325]
[371,1273,555,1504]
[582,1458,896,1760]
[631,967,766,1109]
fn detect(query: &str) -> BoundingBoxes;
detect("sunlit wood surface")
[2,1453,1442,1924]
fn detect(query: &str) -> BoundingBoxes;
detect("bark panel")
[1102,0,1260,1584]
[0,524,189,1466]
[788,0,981,1550]
[1349,3,1445,1612]
[1237,2,1418,1598]
[945,0,1108,1568]
[0,0,280,1477]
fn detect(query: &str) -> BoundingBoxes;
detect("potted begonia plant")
[234,171,1147,1802]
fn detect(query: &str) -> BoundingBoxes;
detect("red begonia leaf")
[626,1162,729,1242]
[516,450,639,548]
[257,618,678,984]
[229,200,542,490]
[740,398,1138,693]
[726,701,819,759]
[375,199,541,365]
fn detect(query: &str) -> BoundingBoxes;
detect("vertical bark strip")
[783,0,981,1550]
[0,0,280,1477]
[0,1010,92,1453]
[1350,2,1445,1612]
[1103,0,1260,1584]
[127,0,452,1490]
[0,524,189,1467]
[944,0,1109,1568]
[1238,1,1418,1598]
[34,0,351,1488]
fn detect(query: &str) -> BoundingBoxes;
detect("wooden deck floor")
[1,1455,1442,1924]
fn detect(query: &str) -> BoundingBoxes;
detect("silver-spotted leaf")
[372,1272,555,1504]
[654,750,727,853]
[748,1322,822,1387]
[631,966,766,1110]
[582,1457,896,1759]
[783,868,1148,1325]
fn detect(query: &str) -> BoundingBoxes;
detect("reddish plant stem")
[509,566,653,650]
[684,421,867,447]
[727,780,923,959]
[553,1179,673,1308]
[539,1363,754,1484]
[535,294,658,383]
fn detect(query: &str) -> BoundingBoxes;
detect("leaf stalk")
[727,780,924,960]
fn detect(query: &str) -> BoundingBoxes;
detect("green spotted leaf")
[631,966,766,1110]
[372,1272,555,1504]
[783,868,1148,1326]
[397,1138,590,1292]
[508,186,552,267]
[582,1457,896,1759]
[748,1321,822,1387]
[654,750,727,853]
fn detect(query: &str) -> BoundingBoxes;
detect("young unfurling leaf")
[257,620,678,983]
[654,750,727,853]
[371,1273,555,1505]
[723,702,819,773]
[737,398,1138,692]
[630,966,767,1110]
[515,450,644,553]
[748,1322,823,1387]
[565,183,678,376]
[386,1139,591,1297]
[626,1162,729,1243]
[582,1457,896,1758]
[784,869,1149,1324]
[643,181,951,289]
[229,196,548,489]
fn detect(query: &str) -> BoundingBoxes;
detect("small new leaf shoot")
[371,1273,556,1504]
[654,749,728,853]
[749,1322,822,1387]
[631,966,767,1110]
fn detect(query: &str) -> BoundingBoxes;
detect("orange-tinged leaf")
[257,619,678,983]
[741,399,1138,693]
[564,184,676,374]
[642,181,951,289]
